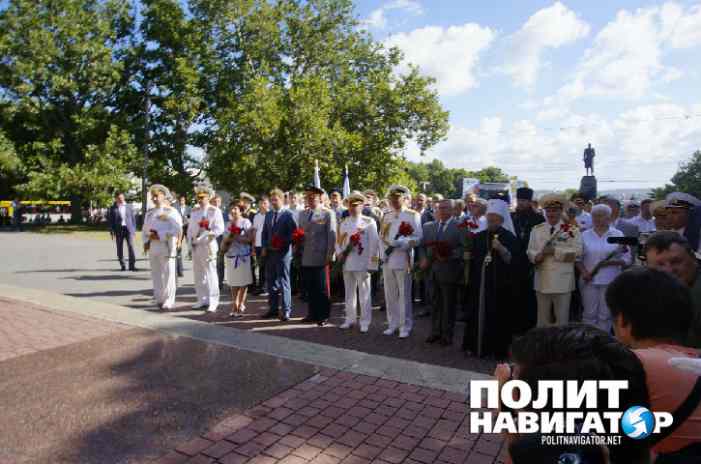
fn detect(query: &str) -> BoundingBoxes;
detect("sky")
[354,0,701,191]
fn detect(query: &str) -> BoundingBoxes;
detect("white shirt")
[142,206,182,255]
[117,203,126,226]
[336,215,380,272]
[187,204,225,244]
[253,212,266,247]
[630,215,656,233]
[474,215,487,233]
[579,227,631,286]
[575,211,592,231]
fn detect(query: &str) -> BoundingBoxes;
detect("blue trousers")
[266,253,292,317]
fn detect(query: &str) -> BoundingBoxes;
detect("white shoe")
[383,327,397,336]
[207,303,219,313]
[162,304,173,311]
[339,322,354,330]
[360,326,369,333]
[399,329,410,338]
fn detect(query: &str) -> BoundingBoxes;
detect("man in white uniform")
[143,185,182,310]
[187,184,225,312]
[337,191,379,332]
[379,185,422,338]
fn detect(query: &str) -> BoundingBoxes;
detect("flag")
[342,165,350,198]
[313,159,321,189]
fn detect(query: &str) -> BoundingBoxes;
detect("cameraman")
[645,231,701,348]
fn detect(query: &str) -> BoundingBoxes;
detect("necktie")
[273,211,278,227]
[550,226,555,235]
[437,222,445,240]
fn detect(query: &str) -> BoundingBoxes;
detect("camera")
[606,233,650,262]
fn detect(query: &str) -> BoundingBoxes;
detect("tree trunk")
[70,194,83,224]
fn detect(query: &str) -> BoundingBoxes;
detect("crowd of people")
[101,182,701,462]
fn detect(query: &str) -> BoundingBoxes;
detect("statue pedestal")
[580,176,597,201]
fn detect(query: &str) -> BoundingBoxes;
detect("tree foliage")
[0,0,449,212]
[0,0,137,217]
[652,150,701,199]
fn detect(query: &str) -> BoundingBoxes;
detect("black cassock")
[462,226,518,359]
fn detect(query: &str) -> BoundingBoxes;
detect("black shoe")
[279,315,290,322]
[425,335,441,344]
[300,317,315,323]
[120,266,126,271]
[440,338,453,346]
[317,320,328,327]
[417,310,430,318]
[177,273,184,278]
[130,267,138,272]
[261,312,277,319]
[378,305,386,312]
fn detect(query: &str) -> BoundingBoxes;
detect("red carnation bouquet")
[384,221,414,258]
[270,234,284,251]
[228,223,242,235]
[543,222,577,249]
[292,227,305,246]
[333,230,365,278]
[457,219,480,236]
[198,218,210,231]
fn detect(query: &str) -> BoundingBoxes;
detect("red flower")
[560,223,571,233]
[149,230,160,240]
[457,219,479,230]
[350,231,364,255]
[397,221,414,237]
[271,234,284,250]
[198,218,210,230]
[228,224,242,235]
[292,227,305,246]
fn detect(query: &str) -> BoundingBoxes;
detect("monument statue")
[583,143,595,176]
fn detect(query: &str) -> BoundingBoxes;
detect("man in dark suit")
[107,192,137,271]
[261,188,298,321]
[419,199,464,345]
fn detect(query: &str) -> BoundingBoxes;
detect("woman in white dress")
[221,204,254,317]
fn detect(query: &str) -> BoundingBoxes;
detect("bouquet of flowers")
[292,227,305,246]
[457,219,479,285]
[333,230,364,277]
[228,223,242,236]
[384,221,414,258]
[544,222,576,248]
[589,246,626,278]
[198,218,210,231]
[270,234,284,251]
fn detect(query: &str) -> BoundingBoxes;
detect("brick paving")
[156,370,508,464]
[0,297,126,362]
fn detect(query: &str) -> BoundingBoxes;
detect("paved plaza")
[0,231,503,463]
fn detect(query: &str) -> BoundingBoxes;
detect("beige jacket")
[527,221,583,294]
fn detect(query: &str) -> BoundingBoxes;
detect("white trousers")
[536,291,571,327]
[149,242,177,307]
[580,281,612,333]
[383,268,412,331]
[192,242,219,306]
[343,271,372,329]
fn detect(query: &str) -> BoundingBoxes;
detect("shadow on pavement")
[0,329,316,464]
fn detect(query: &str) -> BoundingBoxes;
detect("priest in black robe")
[511,187,544,334]
[463,199,519,359]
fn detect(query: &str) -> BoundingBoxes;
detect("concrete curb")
[0,284,490,394]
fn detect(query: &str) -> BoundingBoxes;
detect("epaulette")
[532,222,547,230]
[192,205,201,211]
[405,208,419,215]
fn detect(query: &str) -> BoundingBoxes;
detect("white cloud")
[554,2,701,102]
[501,2,590,88]
[363,9,387,30]
[418,103,701,190]
[384,24,496,95]
[361,0,423,30]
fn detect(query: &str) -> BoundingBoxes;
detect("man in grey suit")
[419,200,464,345]
[603,197,640,260]
[107,192,138,271]
[298,185,337,325]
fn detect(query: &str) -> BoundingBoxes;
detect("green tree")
[652,150,701,199]
[0,0,136,220]
[195,0,449,195]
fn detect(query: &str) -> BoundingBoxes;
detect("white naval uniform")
[187,204,225,310]
[143,206,182,309]
[379,207,422,337]
[336,215,380,330]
